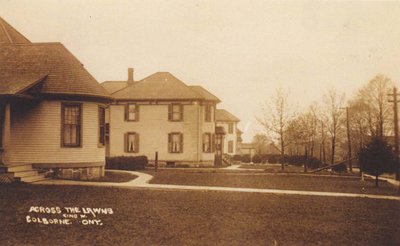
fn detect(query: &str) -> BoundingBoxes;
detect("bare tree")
[354,74,394,138]
[257,88,295,170]
[252,133,271,155]
[322,89,346,164]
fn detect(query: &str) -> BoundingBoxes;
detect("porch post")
[1,103,11,165]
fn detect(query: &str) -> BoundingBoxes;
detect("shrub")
[232,155,242,161]
[106,156,148,171]
[252,155,262,164]
[331,163,347,173]
[358,137,396,187]
[268,155,278,164]
[241,155,251,163]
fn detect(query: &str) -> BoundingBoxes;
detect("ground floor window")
[0,106,3,148]
[228,140,234,153]
[125,132,139,153]
[61,103,82,147]
[98,106,106,146]
[169,132,183,153]
[203,133,215,153]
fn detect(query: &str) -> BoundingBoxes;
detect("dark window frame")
[228,140,234,153]
[125,132,139,153]
[168,103,184,122]
[61,103,82,148]
[168,132,183,153]
[125,103,139,122]
[202,132,216,153]
[98,106,106,146]
[205,105,214,122]
[228,123,234,134]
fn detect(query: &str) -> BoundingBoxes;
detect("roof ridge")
[0,17,31,44]
[0,42,62,46]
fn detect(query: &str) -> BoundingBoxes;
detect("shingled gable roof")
[0,17,111,100]
[0,17,30,44]
[189,86,221,103]
[101,81,128,94]
[216,109,240,122]
[112,72,205,101]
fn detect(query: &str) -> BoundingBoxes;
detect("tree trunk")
[375,170,379,187]
[304,146,308,173]
[280,138,285,171]
[331,137,336,164]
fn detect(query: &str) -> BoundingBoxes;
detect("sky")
[2,0,400,142]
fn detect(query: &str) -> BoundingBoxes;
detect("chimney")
[127,68,134,85]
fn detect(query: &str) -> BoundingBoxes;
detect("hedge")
[106,156,148,171]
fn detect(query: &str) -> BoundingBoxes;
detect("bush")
[106,156,148,171]
[252,155,262,164]
[241,155,251,163]
[232,155,242,161]
[331,163,347,173]
[358,137,396,187]
[268,155,279,164]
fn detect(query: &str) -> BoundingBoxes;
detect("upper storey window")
[125,104,139,121]
[168,104,183,122]
[205,105,214,122]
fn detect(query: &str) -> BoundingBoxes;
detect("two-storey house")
[102,69,220,166]
[216,109,240,156]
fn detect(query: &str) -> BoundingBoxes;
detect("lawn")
[147,170,400,196]
[240,164,305,172]
[97,171,137,183]
[0,184,399,245]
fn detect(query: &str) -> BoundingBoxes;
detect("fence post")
[155,151,158,172]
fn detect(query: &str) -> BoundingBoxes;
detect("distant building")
[216,109,240,155]
[240,143,256,160]
[102,69,221,166]
[0,17,111,182]
[236,128,243,153]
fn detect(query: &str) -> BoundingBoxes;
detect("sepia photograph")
[0,0,399,245]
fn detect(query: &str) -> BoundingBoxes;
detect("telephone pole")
[341,107,352,172]
[388,87,400,180]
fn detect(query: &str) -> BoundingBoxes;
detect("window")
[125,104,139,121]
[228,123,234,134]
[168,132,183,153]
[125,132,139,153]
[168,104,183,121]
[61,103,82,147]
[228,141,234,153]
[98,107,106,146]
[205,105,214,122]
[203,133,215,153]
[105,123,110,144]
[0,106,3,148]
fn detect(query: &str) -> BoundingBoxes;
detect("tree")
[257,88,295,170]
[322,89,346,164]
[354,74,394,138]
[252,133,277,155]
[358,137,396,187]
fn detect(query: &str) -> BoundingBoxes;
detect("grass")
[0,184,399,245]
[147,170,400,196]
[97,171,137,183]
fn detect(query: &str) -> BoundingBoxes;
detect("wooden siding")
[216,121,237,155]
[108,103,215,164]
[8,100,105,166]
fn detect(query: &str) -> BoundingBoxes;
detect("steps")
[1,164,49,183]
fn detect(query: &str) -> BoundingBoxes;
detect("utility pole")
[341,107,352,172]
[388,87,400,180]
